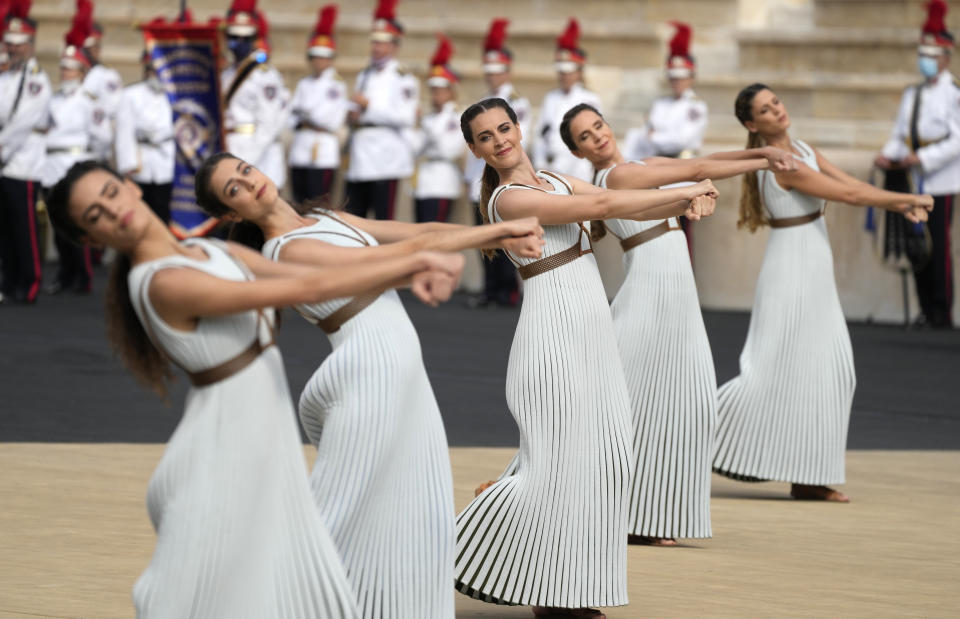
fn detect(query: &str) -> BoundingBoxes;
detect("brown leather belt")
[295,121,331,133]
[768,210,823,228]
[188,338,272,387]
[316,291,380,334]
[620,218,681,252]
[517,239,593,280]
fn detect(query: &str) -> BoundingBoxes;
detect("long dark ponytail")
[734,83,770,232]
[47,161,174,396]
[460,97,519,259]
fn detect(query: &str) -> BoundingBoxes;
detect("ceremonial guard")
[345,0,418,220]
[78,0,122,164]
[288,4,347,204]
[42,10,110,295]
[221,0,290,188]
[876,0,960,329]
[532,18,601,181]
[622,21,707,252]
[410,35,464,222]
[115,51,174,222]
[0,0,51,304]
[464,18,531,306]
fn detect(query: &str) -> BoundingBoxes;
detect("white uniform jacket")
[533,82,601,181]
[288,67,347,169]
[346,57,419,182]
[464,82,532,203]
[115,79,174,185]
[82,63,123,162]
[40,82,111,188]
[411,101,465,200]
[0,58,51,181]
[221,58,291,187]
[881,70,960,196]
[623,89,708,161]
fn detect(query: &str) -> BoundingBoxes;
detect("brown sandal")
[790,484,850,503]
[628,534,679,546]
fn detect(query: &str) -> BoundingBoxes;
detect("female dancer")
[194,152,544,619]
[558,103,795,545]
[713,84,932,502]
[454,98,717,619]
[46,161,463,618]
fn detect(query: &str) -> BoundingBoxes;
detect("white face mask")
[918,55,940,78]
[60,79,81,93]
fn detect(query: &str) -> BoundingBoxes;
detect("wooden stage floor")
[1,446,957,618]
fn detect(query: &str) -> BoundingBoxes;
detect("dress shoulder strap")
[538,169,574,194]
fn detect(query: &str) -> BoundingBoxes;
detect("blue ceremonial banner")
[141,18,224,238]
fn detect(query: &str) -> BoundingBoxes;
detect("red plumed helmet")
[428,33,458,87]
[61,0,92,69]
[64,0,92,48]
[225,0,261,37]
[371,0,402,41]
[485,18,508,52]
[483,18,512,72]
[4,0,36,43]
[919,0,954,54]
[669,21,692,58]
[374,0,397,20]
[556,18,579,51]
[666,21,695,78]
[555,18,586,69]
[308,4,338,57]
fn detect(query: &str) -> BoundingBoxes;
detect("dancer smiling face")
[563,106,621,169]
[464,104,527,172]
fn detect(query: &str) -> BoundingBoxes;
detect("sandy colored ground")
[0,445,957,618]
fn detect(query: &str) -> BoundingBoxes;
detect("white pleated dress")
[596,163,715,540]
[713,140,856,485]
[455,171,632,609]
[262,212,455,619]
[128,239,358,619]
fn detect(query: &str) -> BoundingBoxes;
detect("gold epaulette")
[83,90,98,101]
[395,63,410,76]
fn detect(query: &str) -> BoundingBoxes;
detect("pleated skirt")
[611,232,716,539]
[454,255,632,609]
[134,347,359,619]
[713,224,856,485]
[300,293,455,619]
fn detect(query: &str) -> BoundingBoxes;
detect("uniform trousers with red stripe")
[414,197,453,223]
[0,176,43,303]
[915,193,955,327]
[43,185,93,294]
[344,179,399,220]
[291,167,337,206]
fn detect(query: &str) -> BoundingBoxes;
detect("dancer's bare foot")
[532,607,605,618]
[790,483,850,503]
[474,479,496,497]
[627,534,679,546]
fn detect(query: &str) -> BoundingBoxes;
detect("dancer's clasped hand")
[762,146,799,172]
[498,216,546,258]
[899,194,934,223]
[411,251,465,307]
[683,179,718,221]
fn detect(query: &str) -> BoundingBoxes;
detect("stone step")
[739,28,925,74]
[814,0,960,30]
[689,71,915,121]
